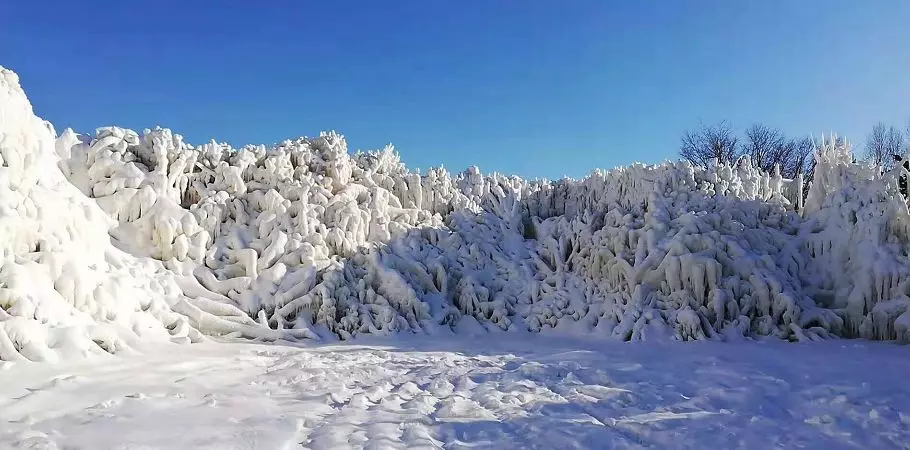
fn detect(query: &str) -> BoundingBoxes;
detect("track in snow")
[2,334,909,449]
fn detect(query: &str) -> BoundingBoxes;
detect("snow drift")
[2,66,909,362]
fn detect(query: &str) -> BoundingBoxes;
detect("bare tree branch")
[680,121,740,168]
[905,120,910,154]
[864,122,904,169]
[742,123,788,172]
[785,136,815,178]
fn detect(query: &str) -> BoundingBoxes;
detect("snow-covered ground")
[2,334,909,449]
[4,64,910,449]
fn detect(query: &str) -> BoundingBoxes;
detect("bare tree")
[864,123,904,168]
[905,120,910,154]
[680,121,740,168]
[784,136,815,178]
[678,122,823,207]
[741,123,788,172]
[736,123,815,179]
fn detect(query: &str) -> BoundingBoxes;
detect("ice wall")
[2,65,909,362]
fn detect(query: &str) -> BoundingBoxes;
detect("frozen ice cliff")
[2,66,910,362]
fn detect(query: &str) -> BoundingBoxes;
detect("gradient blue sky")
[2,1,909,179]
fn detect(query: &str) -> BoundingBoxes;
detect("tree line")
[864,122,910,169]
[679,120,910,178]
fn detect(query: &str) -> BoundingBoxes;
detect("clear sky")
[2,1,909,179]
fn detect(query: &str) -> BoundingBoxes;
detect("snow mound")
[2,66,910,361]
[0,67,311,363]
[0,67,198,362]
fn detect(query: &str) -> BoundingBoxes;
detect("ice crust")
[2,66,909,362]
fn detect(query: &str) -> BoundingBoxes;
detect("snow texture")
[1,334,909,449]
[2,65,910,363]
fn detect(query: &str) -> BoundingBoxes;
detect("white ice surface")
[2,334,909,450]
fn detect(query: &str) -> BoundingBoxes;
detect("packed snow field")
[1,66,909,447]
[3,335,910,449]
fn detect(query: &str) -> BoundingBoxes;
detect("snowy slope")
[2,65,910,364]
[0,68,202,363]
[2,334,909,449]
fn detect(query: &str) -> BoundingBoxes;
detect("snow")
[2,334,909,449]
[0,68,206,363]
[4,65,910,356]
[3,64,910,446]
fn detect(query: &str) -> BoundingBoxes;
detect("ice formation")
[2,66,909,362]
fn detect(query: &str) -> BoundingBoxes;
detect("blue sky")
[2,1,909,179]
